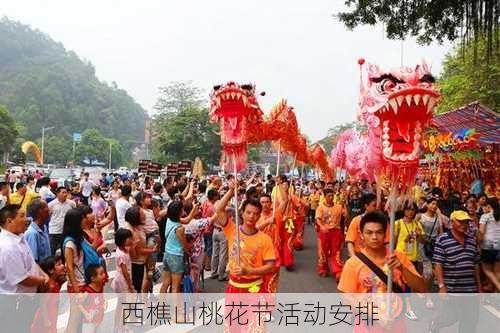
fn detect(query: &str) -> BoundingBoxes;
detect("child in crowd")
[111,228,135,333]
[31,256,67,333]
[79,264,107,333]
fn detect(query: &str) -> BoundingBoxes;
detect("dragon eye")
[381,78,396,92]
[213,85,221,91]
[241,84,253,91]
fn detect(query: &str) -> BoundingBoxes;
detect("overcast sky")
[1,0,452,141]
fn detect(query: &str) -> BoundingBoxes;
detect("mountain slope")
[0,17,146,144]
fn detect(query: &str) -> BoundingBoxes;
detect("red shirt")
[81,285,105,324]
[31,279,61,333]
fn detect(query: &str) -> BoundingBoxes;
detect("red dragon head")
[359,61,440,169]
[209,82,264,171]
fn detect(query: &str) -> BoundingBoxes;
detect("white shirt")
[39,186,55,201]
[64,239,85,287]
[0,229,40,293]
[116,197,132,228]
[48,199,76,234]
[0,194,7,210]
[80,179,94,197]
[480,212,500,250]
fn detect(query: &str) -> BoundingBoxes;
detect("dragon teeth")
[427,97,436,112]
[389,99,398,113]
[242,95,248,107]
[405,95,412,106]
[414,94,421,105]
[396,96,404,107]
[422,94,430,106]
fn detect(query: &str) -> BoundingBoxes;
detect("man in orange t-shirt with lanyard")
[339,211,425,331]
[345,193,390,257]
[315,188,347,280]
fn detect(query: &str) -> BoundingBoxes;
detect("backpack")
[63,236,105,271]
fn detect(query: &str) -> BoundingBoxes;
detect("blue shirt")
[164,219,183,256]
[24,222,51,262]
[470,179,483,196]
[432,230,480,293]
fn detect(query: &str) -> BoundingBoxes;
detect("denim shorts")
[163,254,185,273]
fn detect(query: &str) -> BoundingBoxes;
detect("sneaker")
[209,274,219,279]
[426,298,434,309]
[218,276,229,282]
[405,310,418,320]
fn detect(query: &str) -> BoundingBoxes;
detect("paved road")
[49,223,499,333]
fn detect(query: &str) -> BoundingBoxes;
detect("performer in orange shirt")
[275,177,301,271]
[218,183,277,294]
[292,187,309,251]
[345,193,390,257]
[315,188,347,280]
[256,193,280,294]
[339,211,425,332]
[216,182,277,333]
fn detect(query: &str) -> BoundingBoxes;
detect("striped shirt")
[432,230,480,293]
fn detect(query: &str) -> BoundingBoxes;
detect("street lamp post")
[41,126,55,165]
[108,141,112,170]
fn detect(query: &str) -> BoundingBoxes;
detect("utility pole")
[41,126,54,165]
[108,141,112,170]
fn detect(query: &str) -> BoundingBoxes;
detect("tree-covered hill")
[0,17,146,146]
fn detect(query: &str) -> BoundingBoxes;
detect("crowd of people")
[0,167,498,332]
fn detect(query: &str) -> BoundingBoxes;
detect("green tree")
[337,1,499,62]
[75,128,108,165]
[437,32,499,113]
[108,138,127,168]
[152,82,220,166]
[154,81,205,115]
[9,138,26,165]
[0,105,18,159]
[38,135,72,165]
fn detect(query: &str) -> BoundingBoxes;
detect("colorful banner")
[422,128,481,153]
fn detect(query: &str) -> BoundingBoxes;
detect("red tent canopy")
[432,102,499,144]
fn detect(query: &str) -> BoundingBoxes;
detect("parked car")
[49,168,77,188]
